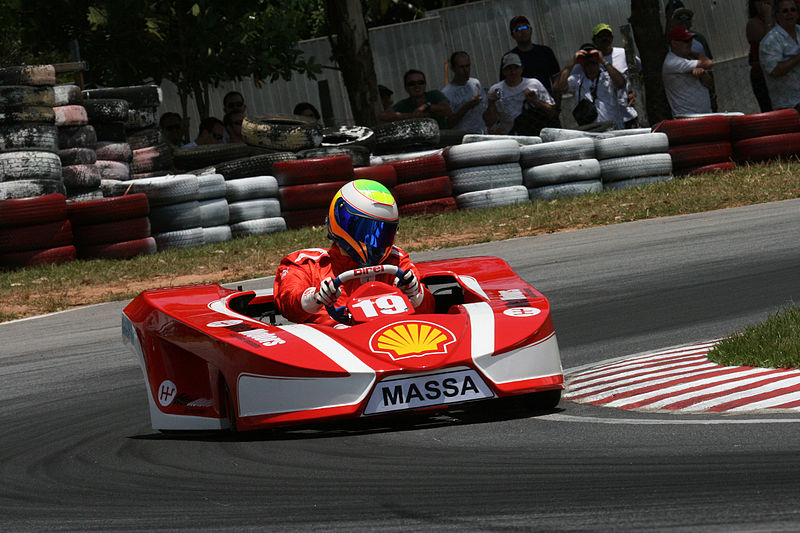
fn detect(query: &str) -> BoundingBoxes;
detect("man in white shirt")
[441,51,488,133]
[662,25,713,116]
[591,23,640,128]
[483,52,556,135]
[760,0,800,109]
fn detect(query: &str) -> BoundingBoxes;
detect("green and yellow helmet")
[326,179,399,266]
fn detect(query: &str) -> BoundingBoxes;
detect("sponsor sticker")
[369,321,455,360]
[364,369,494,414]
[207,319,243,327]
[157,380,177,407]
[503,307,542,317]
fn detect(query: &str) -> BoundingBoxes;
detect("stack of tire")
[653,116,733,175]
[67,194,156,259]
[730,108,800,165]
[0,193,75,269]
[226,175,286,238]
[197,173,231,244]
[596,132,672,191]
[385,152,457,214]
[83,85,172,179]
[0,65,64,200]
[521,138,602,200]
[54,89,103,202]
[103,175,203,250]
[242,114,322,153]
[444,139,527,209]
[274,154,355,228]
[193,151,298,181]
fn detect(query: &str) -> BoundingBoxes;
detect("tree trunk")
[324,0,382,127]
[630,0,673,124]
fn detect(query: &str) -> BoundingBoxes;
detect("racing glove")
[398,269,424,308]
[300,277,341,314]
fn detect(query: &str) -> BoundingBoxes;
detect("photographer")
[553,43,627,129]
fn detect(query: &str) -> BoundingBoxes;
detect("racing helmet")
[327,179,399,266]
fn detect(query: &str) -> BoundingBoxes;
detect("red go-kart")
[122,256,563,432]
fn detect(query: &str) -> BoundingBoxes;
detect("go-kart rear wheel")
[525,389,562,411]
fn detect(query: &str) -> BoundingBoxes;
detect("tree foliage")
[1,0,321,119]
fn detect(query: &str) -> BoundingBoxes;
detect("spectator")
[591,23,640,128]
[554,43,627,129]
[662,26,713,116]
[759,0,800,109]
[223,111,244,144]
[182,117,225,147]
[441,51,488,133]
[666,2,714,58]
[293,102,321,122]
[500,15,561,97]
[159,112,184,147]
[747,0,775,111]
[223,91,246,115]
[378,69,452,129]
[666,2,717,110]
[484,52,557,135]
[378,85,394,110]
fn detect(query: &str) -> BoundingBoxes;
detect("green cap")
[592,23,613,38]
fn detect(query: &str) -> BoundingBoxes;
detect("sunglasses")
[406,80,425,86]
[515,24,530,32]
[780,6,797,12]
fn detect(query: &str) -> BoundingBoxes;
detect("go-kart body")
[122,256,563,432]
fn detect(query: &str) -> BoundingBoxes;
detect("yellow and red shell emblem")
[369,321,456,360]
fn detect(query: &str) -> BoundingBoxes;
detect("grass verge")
[707,305,800,369]
[1,159,799,322]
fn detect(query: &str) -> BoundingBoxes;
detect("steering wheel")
[325,264,408,324]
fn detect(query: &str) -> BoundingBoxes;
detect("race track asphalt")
[2,198,799,531]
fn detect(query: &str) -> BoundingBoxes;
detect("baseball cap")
[509,15,530,31]
[673,7,694,19]
[592,23,613,38]
[668,25,696,41]
[378,84,393,97]
[501,52,523,69]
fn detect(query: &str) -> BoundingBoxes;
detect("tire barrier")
[385,152,454,215]
[520,137,599,200]
[226,175,286,237]
[0,193,75,269]
[242,114,322,152]
[596,133,672,191]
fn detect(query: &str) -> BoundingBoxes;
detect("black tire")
[0,86,55,107]
[0,123,59,152]
[0,179,66,200]
[126,127,163,150]
[0,106,55,124]
[193,152,297,180]
[61,164,102,189]
[53,84,82,106]
[92,121,128,142]
[58,125,97,149]
[82,99,129,123]
[94,142,132,163]
[0,151,62,181]
[82,85,161,108]
[0,65,56,86]
[125,106,158,130]
[320,125,375,149]
[373,118,439,154]
[58,148,97,166]
[298,145,370,167]
[241,114,322,151]
[173,144,251,171]
[95,160,131,181]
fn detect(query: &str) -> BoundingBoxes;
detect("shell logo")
[369,321,456,360]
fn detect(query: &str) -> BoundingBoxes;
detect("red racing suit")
[274,244,435,325]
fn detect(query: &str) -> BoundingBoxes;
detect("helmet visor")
[335,201,398,264]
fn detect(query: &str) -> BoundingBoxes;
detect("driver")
[274,179,434,325]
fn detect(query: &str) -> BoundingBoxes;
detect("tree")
[630,0,672,123]
[324,0,382,127]
[3,0,320,120]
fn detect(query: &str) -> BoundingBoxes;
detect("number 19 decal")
[351,295,409,318]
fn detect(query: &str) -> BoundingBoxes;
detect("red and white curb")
[563,341,800,413]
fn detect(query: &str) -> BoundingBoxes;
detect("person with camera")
[483,52,557,135]
[553,43,627,129]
